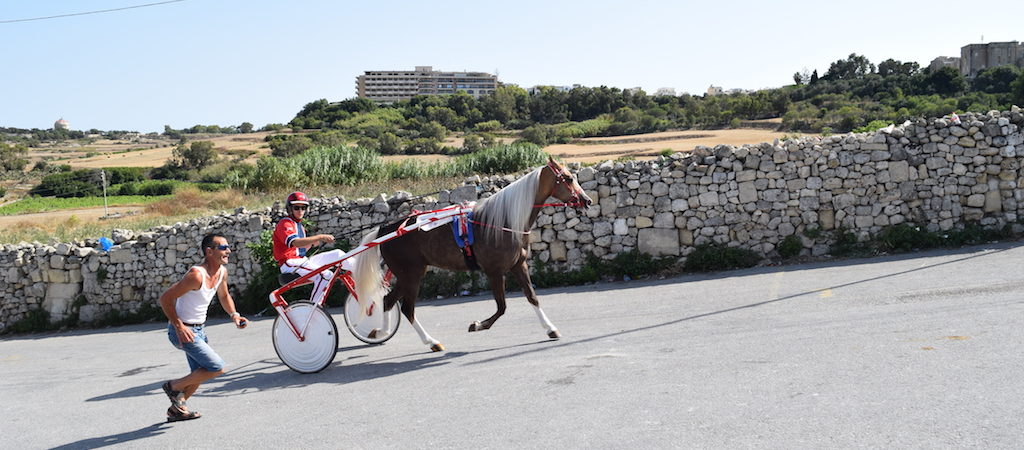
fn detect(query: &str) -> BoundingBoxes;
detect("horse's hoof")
[468,321,481,332]
[548,330,561,339]
[430,343,445,352]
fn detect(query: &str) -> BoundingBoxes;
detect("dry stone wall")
[2,108,1023,331]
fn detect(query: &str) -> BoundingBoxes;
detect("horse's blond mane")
[472,167,542,246]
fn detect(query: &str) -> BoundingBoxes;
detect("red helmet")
[286,191,309,206]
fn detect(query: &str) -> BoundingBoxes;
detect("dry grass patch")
[144,187,246,216]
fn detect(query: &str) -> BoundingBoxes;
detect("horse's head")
[542,157,593,210]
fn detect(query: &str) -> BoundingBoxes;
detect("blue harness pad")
[451,211,475,248]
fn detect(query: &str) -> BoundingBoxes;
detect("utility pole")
[100,170,108,217]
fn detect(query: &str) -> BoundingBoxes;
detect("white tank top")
[174,265,225,324]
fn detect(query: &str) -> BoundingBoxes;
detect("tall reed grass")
[225,143,549,191]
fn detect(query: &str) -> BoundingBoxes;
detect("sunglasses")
[291,205,308,211]
[214,244,230,251]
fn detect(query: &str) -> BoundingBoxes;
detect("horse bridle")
[535,160,586,208]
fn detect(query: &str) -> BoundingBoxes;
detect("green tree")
[877,59,920,77]
[823,53,875,81]
[1011,71,1024,106]
[921,67,967,96]
[480,85,529,125]
[239,122,254,133]
[972,66,1020,93]
[418,121,448,140]
[174,140,218,170]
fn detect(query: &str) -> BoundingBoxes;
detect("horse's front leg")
[468,272,507,332]
[510,260,560,339]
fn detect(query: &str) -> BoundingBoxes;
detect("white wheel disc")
[272,302,338,373]
[344,297,401,344]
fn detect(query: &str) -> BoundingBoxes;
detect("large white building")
[355,66,498,103]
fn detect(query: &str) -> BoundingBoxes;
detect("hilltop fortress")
[2,108,1022,331]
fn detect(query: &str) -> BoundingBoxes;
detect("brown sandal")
[161,381,185,410]
[166,406,201,422]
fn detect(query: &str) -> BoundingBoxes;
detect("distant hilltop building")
[54,118,69,130]
[928,56,960,72]
[930,41,1024,78]
[960,41,1024,78]
[706,85,724,96]
[654,87,676,96]
[356,66,498,103]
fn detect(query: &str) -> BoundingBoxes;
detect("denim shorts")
[167,323,225,372]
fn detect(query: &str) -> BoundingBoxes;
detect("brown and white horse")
[351,157,593,351]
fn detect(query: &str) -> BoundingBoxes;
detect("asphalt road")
[3,241,1024,449]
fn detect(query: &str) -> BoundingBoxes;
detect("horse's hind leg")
[468,272,507,332]
[391,269,445,352]
[510,260,560,339]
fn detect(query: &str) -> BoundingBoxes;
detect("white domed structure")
[54,118,69,130]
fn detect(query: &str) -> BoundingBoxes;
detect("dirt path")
[0,206,143,229]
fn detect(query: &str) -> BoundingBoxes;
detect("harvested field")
[547,128,796,163]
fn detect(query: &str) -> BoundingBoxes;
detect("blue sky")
[2,0,1022,133]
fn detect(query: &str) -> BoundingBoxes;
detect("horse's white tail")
[351,228,387,316]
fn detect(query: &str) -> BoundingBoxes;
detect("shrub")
[113,180,179,196]
[102,167,147,185]
[30,170,101,197]
[519,124,557,146]
[0,186,5,198]
[269,135,314,157]
[419,270,482,299]
[853,119,892,133]
[149,163,191,180]
[830,227,869,257]
[874,223,942,252]
[778,235,803,259]
[473,120,502,132]
[684,244,761,272]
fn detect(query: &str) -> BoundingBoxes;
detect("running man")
[158,233,248,422]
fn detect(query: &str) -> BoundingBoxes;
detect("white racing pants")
[280,250,355,305]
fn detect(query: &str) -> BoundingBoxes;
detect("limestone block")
[984,191,1002,213]
[738,181,758,203]
[653,212,675,228]
[577,166,596,182]
[449,185,478,204]
[889,161,909,182]
[697,191,719,207]
[45,269,70,283]
[638,228,680,256]
[966,194,986,207]
[592,221,613,238]
[108,248,133,264]
[43,283,81,318]
[613,219,629,236]
[549,241,567,262]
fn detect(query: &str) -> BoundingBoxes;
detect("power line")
[0,0,186,24]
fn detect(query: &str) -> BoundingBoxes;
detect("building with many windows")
[355,66,498,103]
